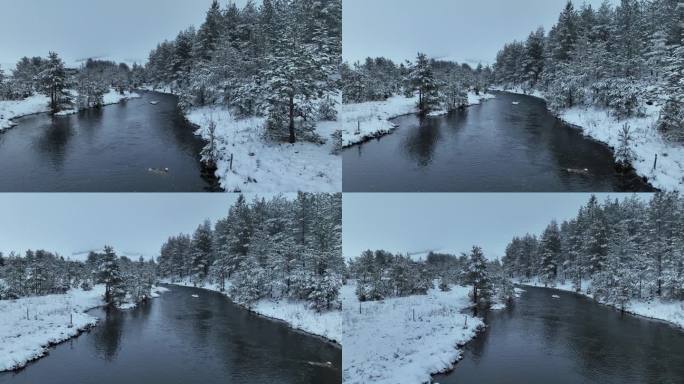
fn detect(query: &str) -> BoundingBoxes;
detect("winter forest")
[157,193,344,311]
[341,54,493,114]
[348,247,514,308]
[494,0,684,143]
[145,0,341,144]
[0,0,342,142]
[0,54,142,113]
[503,193,684,310]
[0,246,157,307]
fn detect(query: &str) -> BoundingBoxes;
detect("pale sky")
[0,193,280,261]
[343,0,618,65]
[343,193,651,261]
[0,0,253,67]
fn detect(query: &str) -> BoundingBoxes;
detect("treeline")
[0,53,142,112]
[348,247,514,307]
[157,193,344,312]
[503,193,684,310]
[342,54,493,114]
[493,0,684,141]
[0,246,157,306]
[144,0,341,143]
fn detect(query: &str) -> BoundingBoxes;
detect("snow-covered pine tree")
[37,52,71,113]
[189,220,214,286]
[97,246,126,306]
[523,27,546,88]
[539,221,561,286]
[615,123,637,168]
[409,53,441,114]
[464,246,493,305]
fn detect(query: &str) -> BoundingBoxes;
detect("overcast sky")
[343,0,617,65]
[0,193,278,261]
[0,0,252,67]
[343,193,651,261]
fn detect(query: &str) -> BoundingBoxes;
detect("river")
[433,286,684,384]
[0,91,219,192]
[0,285,341,384]
[343,92,655,192]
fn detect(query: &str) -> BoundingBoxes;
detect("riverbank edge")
[164,283,341,347]
[343,282,511,384]
[0,285,169,373]
[492,87,677,191]
[342,92,496,148]
[0,90,141,133]
[518,283,684,331]
[140,86,342,193]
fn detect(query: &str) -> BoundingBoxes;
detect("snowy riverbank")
[166,280,341,344]
[184,107,341,193]
[341,92,495,147]
[342,283,486,384]
[495,86,684,191]
[519,279,684,330]
[0,285,168,372]
[0,90,141,131]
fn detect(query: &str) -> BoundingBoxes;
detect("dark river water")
[0,91,219,191]
[433,286,684,384]
[343,92,655,192]
[0,285,341,384]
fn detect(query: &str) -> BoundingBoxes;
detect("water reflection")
[0,91,219,192]
[0,286,340,384]
[402,117,441,167]
[343,92,655,192]
[434,286,684,384]
[93,306,125,362]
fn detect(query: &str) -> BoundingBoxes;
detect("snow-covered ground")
[341,92,495,147]
[0,89,140,131]
[0,95,50,131]
[495,86,684,191]
[186,107,341,193]
[0,285,168,371]
[342,283,487,384]
[166,279,341,343]
[519,278,684,329]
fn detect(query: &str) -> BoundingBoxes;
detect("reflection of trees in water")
[33,116,74,170]
[402,118,441,167]
[92,306,125,361]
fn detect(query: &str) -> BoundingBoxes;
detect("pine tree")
[539,221,561,286]
[192,0,223,62]
[409,53,440,114]
[523,27,546,87]
[190,220,214,285]
[37,52,71,113]
[464,246,493,305]
[551,1,579,62]
[97,246,126,306]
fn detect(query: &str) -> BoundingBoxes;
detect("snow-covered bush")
[657,100,684,142]
[317,96,338,121]
[355,281,384,302]
[229,265,268,306]
[438,278,451,292]
[592,79,644,119]
[80,280,93,291]
[545,73,586,112]
[307,273,342,312]
[495,275,515,303]
[615,124,637,168]
[0,280,9,300]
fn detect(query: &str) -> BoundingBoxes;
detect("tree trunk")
[288,95,296,144]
